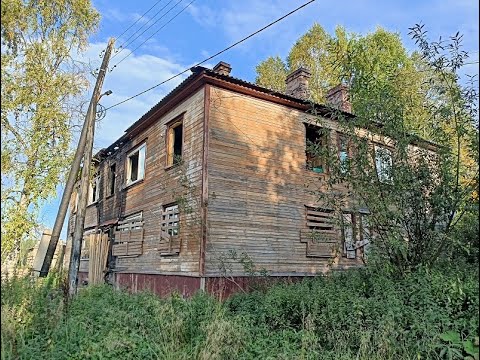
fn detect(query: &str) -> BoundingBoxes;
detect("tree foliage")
[314,25,478,271]
[1,0,99,261]
[255,24,435,138]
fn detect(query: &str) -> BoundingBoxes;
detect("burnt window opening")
[88,175,100,204]
[167,119,183,167]
[130,153,139,182]
[305,124,327,174]
[109,164,116,196]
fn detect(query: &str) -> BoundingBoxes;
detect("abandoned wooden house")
[65,61,434,298]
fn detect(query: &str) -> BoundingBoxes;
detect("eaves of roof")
[99,66,438,156]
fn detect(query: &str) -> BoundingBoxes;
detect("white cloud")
[78,42,191,149]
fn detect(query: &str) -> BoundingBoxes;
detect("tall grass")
[1,262,478,359]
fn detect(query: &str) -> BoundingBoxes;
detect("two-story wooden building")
[66,62,423,298]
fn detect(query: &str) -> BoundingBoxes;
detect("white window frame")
[126,143,146,186]
[374,145,393,183]
[88,175,100,205]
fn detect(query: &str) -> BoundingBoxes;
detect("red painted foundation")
[114,273,201,298]
[111,273,306,299]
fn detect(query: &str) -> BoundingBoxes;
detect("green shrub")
[1,263,478,359]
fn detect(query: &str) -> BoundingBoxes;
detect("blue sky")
[40,0,479,239]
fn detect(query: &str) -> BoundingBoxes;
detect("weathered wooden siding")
[205,86,363,276]
[68,88,205,276]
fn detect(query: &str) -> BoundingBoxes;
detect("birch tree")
[1,0,99,262]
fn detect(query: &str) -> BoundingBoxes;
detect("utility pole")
[66,38,115,298]
[40,39,115,277]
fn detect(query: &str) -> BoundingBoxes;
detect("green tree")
[255,24,433,137]
[1,0,99,262]
[255,56,287,93]
[314,25,478,271]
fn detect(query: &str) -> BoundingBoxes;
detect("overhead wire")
[104,0,317,111]
[111,0,196,69]
[112,0,179,60]
[114,0,164,43]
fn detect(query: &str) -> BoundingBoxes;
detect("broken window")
[374,145,393,182]
[305,124,327,174]
[167,119,183,167]
[160,203,181,255]
[342,212,356,259]
[342,212,372,260]
[126,144,146,185]
[162,204,179,236]
[109,163,116,196]
[88,175,100,205]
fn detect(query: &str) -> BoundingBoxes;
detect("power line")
[114,0,164,42]
[105,0,316,111]
[112,0,195,69]
[112,0,177,60]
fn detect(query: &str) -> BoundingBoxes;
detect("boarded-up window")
[301,207,338,258]
[80,230,96,259]
[159,204,181,255]
[112,212,144,257]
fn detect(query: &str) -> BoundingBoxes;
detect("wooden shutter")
[113,213,144,257]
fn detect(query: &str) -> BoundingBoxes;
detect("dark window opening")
[173,123,183,163]
[130,153,139,182]
[109,164,116,196]
[167,119,184,167]
[305,124,327,173]
[92,180,98,202]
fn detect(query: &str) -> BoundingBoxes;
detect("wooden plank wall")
[67,88,205,276]
[205,86,363,276]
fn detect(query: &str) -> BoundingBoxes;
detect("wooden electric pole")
[40,39,116,277]
[67,38,115,298]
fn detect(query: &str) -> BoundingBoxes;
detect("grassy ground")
[1,262,478,360]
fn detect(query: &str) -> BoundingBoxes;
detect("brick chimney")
[212,61,232,76]
[326,84,351,113]
[285,67,311,100]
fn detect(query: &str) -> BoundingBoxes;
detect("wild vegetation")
[2,260,478,360]
[1,1,478,358]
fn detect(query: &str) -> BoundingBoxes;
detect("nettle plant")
[312,25,478,273]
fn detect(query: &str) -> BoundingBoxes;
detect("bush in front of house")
[1,262,478,360]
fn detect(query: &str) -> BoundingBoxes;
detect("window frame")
[88,174,100,205]
[108,163,116,197]
[165,116,184,168]
[162,203,179,236]
[305,123,328,174]
[126,143,146,186]
[374,144,393,183]
[337,133,351,175]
